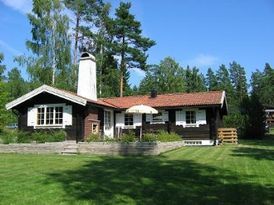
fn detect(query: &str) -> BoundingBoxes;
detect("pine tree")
[250,63,274,105]
[229,61,248,102]
[112,2,155,97]
[139,57,185,94]
[184,66,206,92]
[216,64,235,112]
[205,68,218,91]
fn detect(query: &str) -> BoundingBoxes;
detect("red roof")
[101,91,225,109]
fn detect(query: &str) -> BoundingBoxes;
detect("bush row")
[86,130,182,143]
[0,129,66,144]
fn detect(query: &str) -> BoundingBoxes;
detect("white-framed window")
[28,104,72,128]
[104,110,111,129]
[146,110,168,124]
[125,114,134,126]
[186,110,196,124]
[152,113,163,123]
[36,105,63,126]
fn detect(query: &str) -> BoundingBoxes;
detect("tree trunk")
[73,13,80,66]
[73,12,80,89]
[120,64,124,97]
[120,36,125,97]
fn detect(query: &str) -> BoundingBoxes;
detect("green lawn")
[0,139,274,205]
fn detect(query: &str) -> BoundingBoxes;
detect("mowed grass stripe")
[0,139,274,205]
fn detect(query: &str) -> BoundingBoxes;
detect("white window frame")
[104,110,111,130]
[124,113,134,127]
[34,103,65,128]
[185,110,196,127]
[152,112,164,124]
[146,110,167,124]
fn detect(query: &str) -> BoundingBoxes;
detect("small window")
[104,111,111,129]
[92,123,99,134]
[125,114,133,126]
[186,111,196,124]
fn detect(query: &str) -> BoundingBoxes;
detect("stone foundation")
[0,141,184,155]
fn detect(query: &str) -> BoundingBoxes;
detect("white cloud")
[130,67,146,77]
[1,0,32,14]
[0,39,22,55]
[187,54,218,67]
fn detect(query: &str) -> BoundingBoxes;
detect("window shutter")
[115,112,124,127]
[197,110,206,126]
[146,114,152,123]
[27,107,36,126]
[163,111,169,122]
[133,114,142,127]
[64,105,72,126]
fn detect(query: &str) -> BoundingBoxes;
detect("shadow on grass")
[232,146,274,161]
[239,135,274,147]
[46,156,274,205]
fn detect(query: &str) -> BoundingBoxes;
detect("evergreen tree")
[250,63,274,105]
[251,69,263,95]
[112,2,155,97]
[205,68,218,91]
[216,64,236,112]
[139,57,185,94]
[229,61,248,102]
[240,94,265,139]
[64,0,105,89]
[184,66,206,92]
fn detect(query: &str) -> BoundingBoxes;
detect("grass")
[0,138,274,205]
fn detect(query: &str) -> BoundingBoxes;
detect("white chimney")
[77,52,97,101]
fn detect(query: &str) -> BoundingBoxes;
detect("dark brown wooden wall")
[14,93,87,141]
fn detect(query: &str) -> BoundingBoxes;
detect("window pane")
[186,111,196,124]
[55,107,63,125]
[152,113,163,122]
[37,107,45,125]
[46,107,54,125]
[125,114,133,125]
[104,111,111,128]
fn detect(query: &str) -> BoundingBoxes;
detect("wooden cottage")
[6,53,228,145]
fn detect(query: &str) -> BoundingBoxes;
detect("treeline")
[0,0,273,138]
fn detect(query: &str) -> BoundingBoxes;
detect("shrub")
[120,131,136,143]
[142,133,157,142]
[104,137,118,143]
[30,131,47,143]
[0,129,17,144]
[17,131,32,143]
[46,130,66,142]
[157,130,182,142]
[18,130,66,143]
[86,133,102,142]
[223,113,248,138]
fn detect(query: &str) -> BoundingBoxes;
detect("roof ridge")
[100,90,224,100]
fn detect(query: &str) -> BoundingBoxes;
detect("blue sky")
[0,0,274,86]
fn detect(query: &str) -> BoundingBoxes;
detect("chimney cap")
[80,52,95,61]
[150,89,157,98]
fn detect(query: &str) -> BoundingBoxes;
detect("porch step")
[61,142,79,155]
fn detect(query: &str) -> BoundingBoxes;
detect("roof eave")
[5,85,87,110]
